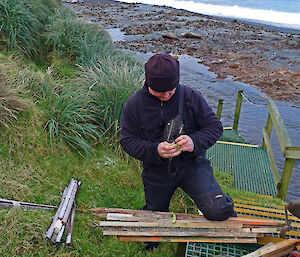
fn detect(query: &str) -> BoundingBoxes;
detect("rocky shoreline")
[66,0,300,103]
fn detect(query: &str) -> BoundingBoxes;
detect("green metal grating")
[186,243,261,257]
[220,129,248,144]
[207,143,277,197]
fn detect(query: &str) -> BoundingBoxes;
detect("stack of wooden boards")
[91,207,284,243]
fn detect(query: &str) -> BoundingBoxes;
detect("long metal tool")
[0,198,57,210]
[66,204,76,246]
[45,187,69,239]
[45,178,81,245]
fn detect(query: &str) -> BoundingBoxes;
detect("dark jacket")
[120,84,223,166]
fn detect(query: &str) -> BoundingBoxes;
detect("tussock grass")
[0,83,25,128]
[16,62,100,154]
[17,67,57,103]
[0,55,26,127]
[44,86,101,154]
[80,56,144,143]
[0,0,58,57]
[44,7,113,66]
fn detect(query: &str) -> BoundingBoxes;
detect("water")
[128,51,300,202]
[120,0,300,31]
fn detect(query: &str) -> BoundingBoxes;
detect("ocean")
[120,0,300,31]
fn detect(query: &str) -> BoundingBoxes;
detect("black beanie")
[145,54,180,92]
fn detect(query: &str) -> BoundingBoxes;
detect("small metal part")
[280,204,292,238]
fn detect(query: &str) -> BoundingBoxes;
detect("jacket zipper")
[160,101,164,121]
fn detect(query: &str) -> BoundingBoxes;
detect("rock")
[162,32,178,40]
[229,63,239,69]
[211,59,224,64]
[181,32,202,39]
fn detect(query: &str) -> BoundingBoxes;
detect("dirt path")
[66,0,300,103]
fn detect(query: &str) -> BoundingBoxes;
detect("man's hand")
[175,135,194,152]
[157,141,181,158]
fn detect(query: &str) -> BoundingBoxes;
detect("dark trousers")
[142,158,234,221]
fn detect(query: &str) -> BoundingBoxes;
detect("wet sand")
[66,0,300,103]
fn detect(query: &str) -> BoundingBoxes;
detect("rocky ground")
[66,0,300,103]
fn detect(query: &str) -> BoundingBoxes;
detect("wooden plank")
[234,197,284,210]
[262,113,272,150]
[268,100,292,153]
[92,208,206,221]
[237,215,300,236]
[233,89,243,132]
[99,220,243,229]
[235,203,284,214]
[99,221,278,234]
[106,215,163,222]
[105,214,281,227]
[236,207,287,220]
[257,235,286,246]
[238,213,300,228]
[244,238,300,257]
[103,230,260,237]
[234,203,297,218]
[258,236,300,251]
[92,207,199,219]
[278,158,296,200]
[243,243,274,257]
[118,236,257,243]
[235,204,300,222]
[247,227,278,233]
[285,146,300,159]
[107,213,133,220]
[262,127,280,183]
[216,98,223,120]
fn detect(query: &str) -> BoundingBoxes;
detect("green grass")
[0,100,179,256]
[0,1,285,256]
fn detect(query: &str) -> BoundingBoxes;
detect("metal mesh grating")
[186,242,261,257]
[220,129,248,144]
[207,143,277,196]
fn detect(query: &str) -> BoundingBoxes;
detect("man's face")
[148,87,176,102]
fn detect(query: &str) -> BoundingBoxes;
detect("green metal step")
[220,128,249,144]
[207,142,277,197]
[186,242,260,257]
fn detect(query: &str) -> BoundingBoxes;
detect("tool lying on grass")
[91,207,285,243]
[45,178,81,245]
[0,198,57,210]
